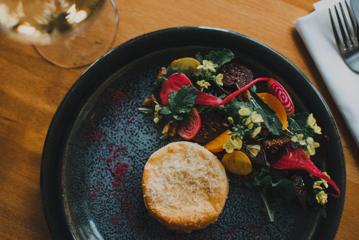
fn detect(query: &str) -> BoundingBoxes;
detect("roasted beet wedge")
[193,110,227,144]
[222,62,254,88]
[263,137,291,155]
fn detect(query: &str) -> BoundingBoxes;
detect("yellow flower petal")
[197,60,218,72]
[215,73,224,86]
[223,141,234,153]
[247,145,261,157]
[231,137,243,150]
[238,107,251,117]
[316,190,328,205]
[227,117,234,124]
[197,80,211,89]
[250,111,264,123]
[307,113,316,128]
[251,126,262,138]
[245,117,252,126]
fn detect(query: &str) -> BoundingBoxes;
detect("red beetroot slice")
[195,77,273,106]
[267,79,295,115]
[177,108,202,140]
[193,111,227,144]
[272,148,340,197]
[195,92,223,106]
[160,73,193,105]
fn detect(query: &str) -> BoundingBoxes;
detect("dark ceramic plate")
[41,27,345,240]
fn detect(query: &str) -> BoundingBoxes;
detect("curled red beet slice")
[272,148,340,197]
[177,108,202,140]
[160,73,193,105]
[195,77,271,106]
[267,79,295,115]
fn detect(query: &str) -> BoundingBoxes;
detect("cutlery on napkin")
[295,0,359,146]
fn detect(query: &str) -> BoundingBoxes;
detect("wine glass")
[0,0,119,68]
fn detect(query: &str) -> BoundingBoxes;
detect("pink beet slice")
[160,73,193,105]
[272,148,340,197]
[177,108,202,140]
[267,79,295,115]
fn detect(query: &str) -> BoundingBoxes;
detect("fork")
[329,0,359,73]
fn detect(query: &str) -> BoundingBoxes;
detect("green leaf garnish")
[159,107,171,115]
[168,85,197,116]
[249,168,296,222]
[204,49,235,68]
[249,93,282,136]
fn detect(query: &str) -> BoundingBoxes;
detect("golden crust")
[142,141,229,232]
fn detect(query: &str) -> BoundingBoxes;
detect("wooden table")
[0,0,358,239]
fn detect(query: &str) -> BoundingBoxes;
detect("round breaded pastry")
[142,141,229,232]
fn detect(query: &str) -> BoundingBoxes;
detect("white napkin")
[295,0,359,146]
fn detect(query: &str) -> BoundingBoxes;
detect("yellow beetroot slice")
[222,151,253,175]
[257,93,288,130]
[170,57,200,74]
[205,130,231,153]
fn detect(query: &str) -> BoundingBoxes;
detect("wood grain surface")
[0,0,358,239]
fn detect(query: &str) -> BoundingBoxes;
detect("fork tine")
[329,8,343,51]
[345,0,358,36]
[339,2,356,45]
[335,5,349,48]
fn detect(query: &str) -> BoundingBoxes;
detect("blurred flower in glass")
[0,0,119,68]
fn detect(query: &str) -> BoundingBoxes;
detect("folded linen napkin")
[295,0,359,146]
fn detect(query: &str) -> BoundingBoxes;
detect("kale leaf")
[249,168,296,222]
[204,49,235,68]
[249,93,282,136]
[168,86,197,120]
[288,112,309,134]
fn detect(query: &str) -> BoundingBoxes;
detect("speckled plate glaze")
[41,27,345,240]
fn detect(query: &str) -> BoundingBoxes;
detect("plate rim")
[40,26,346,240]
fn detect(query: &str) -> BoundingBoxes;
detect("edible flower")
[316,190,328,205]
[307,113,322,134]
[313,175,329,190]
[196,80,211,90]
[223,136,243,153]
[238,107,251,117]
[251,126,262,138]
[153,102,161,124]
[247,145,261,157]
[313,175,329,205]
[227,116,234,124]
[305,137,320,156]
[291,134,320,156]
[250,111,264,123]
[215,73,224,86]
[197,60,217,72]
[291,133,306,146]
